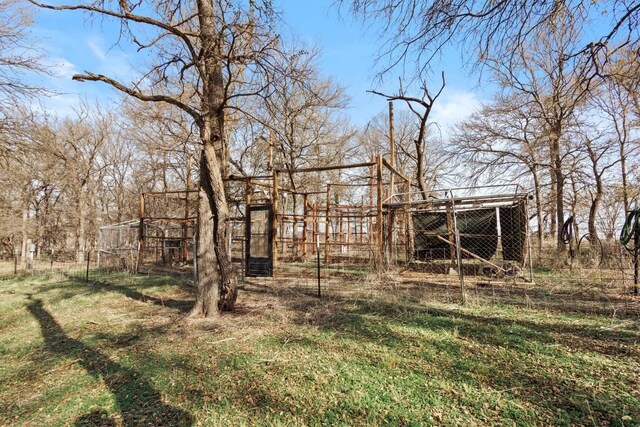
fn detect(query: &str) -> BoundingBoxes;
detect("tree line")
[0,0,638,316]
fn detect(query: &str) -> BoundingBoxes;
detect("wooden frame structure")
[227,154,411,276]
[137,190,198,272]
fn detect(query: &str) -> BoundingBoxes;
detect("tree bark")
[189,0,237,317]
[415,138,429,201]
[21,201,28,268]
[587,152,604,240]
[190,182,219,317]
[531,166,543,256]
[620,144,629,213]
[550,133,565,250]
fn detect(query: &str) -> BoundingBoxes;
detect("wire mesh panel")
[97,221,140,271]
[385,187,534,286]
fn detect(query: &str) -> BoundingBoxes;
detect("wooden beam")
[381,157,410,183]
[144,190,198,195]
[302,193,308,259]
[325,184,331,263]
[272,171,279,274]
[434,235,508,274]
[138,194,145,272]
[275,161,376,174]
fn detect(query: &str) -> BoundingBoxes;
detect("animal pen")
[231,158,534,296]
[96,153,640,305]
[98,190,197,274]
[235,157,536,297]
[97,157,534,291]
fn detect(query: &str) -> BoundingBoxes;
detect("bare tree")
[369,74,445,200]
[262,44,354,191]
[360,109,418,175]
[360,106,448,196]
[30,0,280,316]
[590,76,640,213]
[453,94,549,247]
[343,0,640,81]
[0,0,46,100]
[24,104,112,262]
[483,14,593,249]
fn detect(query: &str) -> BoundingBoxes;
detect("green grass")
[0,271,638,426]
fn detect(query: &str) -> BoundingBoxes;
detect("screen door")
[246,204,273,276]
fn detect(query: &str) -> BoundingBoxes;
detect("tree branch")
[72,71,203,128]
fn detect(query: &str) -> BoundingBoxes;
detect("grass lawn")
[0,271,638,426]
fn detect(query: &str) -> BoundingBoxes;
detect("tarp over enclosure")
[499,203,527,262]
[412,201,527,263]
[413,208,498,261]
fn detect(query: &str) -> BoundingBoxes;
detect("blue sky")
[30,0,486,129]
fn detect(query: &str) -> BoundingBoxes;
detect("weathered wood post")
[312,202,318,255]
[388,101,395,263]
[325,184,331,264]
[138,193,145,272]
[302,193,308,259]
[376,155,384,264]
[272,171,279,274]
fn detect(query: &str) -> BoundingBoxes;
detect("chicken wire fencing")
[97,220,140,272]
[96,191,197,276]
[383,188,533,286]
[90,182,639,305]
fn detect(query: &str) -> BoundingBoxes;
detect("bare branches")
[72,71,203,127]
[28,0,199,65]
[368,74,446,199]
[0,0,49,102]
[345,0,640,81]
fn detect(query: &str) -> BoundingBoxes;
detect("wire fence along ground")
[0,257,96,282]
[16,183,635,314]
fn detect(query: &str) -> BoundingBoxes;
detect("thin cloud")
[431,90,481,137]
[87,37,107,62]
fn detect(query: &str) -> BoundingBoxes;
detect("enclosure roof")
[384,192,532,210]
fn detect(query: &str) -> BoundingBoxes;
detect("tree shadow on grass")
[33,278,195,314]
[89,280,194,313]
[26,297,194,427]
[259,293,639,424]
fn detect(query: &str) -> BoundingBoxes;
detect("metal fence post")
[86,250,90,282]
[450,195,466,305]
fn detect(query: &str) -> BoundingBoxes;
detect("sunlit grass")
[1,271,638,426]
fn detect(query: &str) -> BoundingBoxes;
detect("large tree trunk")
[548,171,557,241]
[550,134,565,250]
[191,182,219,317]
[531,167,543,257]
[620,144,629,213]
[189,0,237,317]
[588,173,603,240]
[203,141,237,311]
[190,142,238,316]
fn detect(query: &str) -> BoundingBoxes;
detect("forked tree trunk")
[190,141,238,316]
[588,173,603,241]
[204,141,238,311]
[188,0,238,317]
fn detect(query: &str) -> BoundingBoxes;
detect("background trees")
[0,0,639,314]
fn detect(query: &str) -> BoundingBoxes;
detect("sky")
[29,0,487,131]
